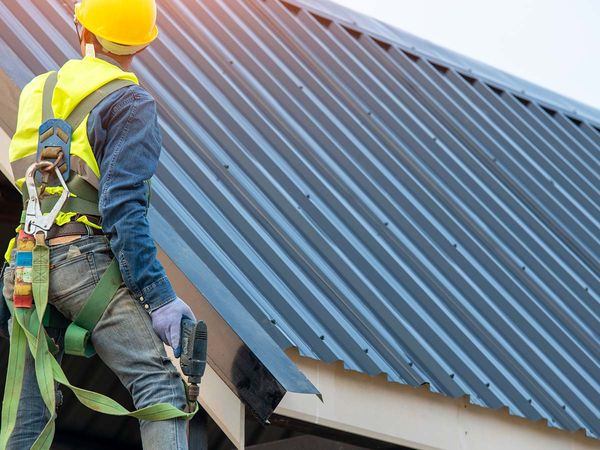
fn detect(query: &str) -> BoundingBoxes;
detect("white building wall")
[277,349,600,450]
[0,127,13,183]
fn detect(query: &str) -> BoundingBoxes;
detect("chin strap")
[85,43,95,58]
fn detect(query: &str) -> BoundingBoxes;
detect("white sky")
[330,0,600,111]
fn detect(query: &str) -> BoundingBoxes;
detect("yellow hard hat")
[74,0,159,47]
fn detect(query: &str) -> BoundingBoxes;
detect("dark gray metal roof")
[293,0,600,128]
[0,0,598,440]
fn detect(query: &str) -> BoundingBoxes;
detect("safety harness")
[0,72,196,450]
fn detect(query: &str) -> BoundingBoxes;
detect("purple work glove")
[150,297,196,358]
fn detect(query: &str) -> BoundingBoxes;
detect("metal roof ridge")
[285,0,600,128]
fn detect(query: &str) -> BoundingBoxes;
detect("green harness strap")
[0,237,197,450]
[64,258,121,357]
[20,174,102,223]
[21,171,102,218]
[41,71,135,131]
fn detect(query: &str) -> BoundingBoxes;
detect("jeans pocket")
[49,252,96,320]
[91,246,114,279]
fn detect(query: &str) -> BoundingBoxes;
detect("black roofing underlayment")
[0,0,598,440]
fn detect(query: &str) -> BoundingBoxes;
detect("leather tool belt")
[46,220,103,241]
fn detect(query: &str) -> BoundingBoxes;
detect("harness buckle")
[24,161,71,237]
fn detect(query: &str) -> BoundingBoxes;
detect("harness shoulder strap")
[34,76,136,216]
[65,78,135,131]
[42,72,58,123]
[43,70,135,127]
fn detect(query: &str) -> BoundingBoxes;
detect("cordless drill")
[180,318,208,403]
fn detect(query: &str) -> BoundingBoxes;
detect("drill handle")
[180,318,208,385]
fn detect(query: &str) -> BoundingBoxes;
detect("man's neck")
[93,52,132,71]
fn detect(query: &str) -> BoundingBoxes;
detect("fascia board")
[276,349,599,450]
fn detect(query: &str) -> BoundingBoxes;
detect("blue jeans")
[2,235,188,449]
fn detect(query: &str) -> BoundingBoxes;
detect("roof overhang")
[156,241,319,427]
[276,349,599,450]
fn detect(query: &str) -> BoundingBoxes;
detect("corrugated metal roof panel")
[0,0,598,439]
[292,0,600,128]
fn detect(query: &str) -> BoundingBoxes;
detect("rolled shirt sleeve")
[88,85,176,311]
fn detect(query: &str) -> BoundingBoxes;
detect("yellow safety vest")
[4,57,139,261]
[10,56,139,188]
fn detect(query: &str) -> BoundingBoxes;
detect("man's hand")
[150,297,196,357]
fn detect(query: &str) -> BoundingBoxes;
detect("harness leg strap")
[64,258,121,358]
[0,237,197,450]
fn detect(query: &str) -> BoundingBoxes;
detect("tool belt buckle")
[24,161,70,238]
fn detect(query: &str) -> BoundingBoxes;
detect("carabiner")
[24,161,70,237]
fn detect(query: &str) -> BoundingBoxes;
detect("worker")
[0,0,196,448]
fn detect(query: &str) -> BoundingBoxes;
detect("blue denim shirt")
[87,80,176,312]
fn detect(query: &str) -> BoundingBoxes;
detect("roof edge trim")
[148,207,320,399]
[287,0,600,128]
